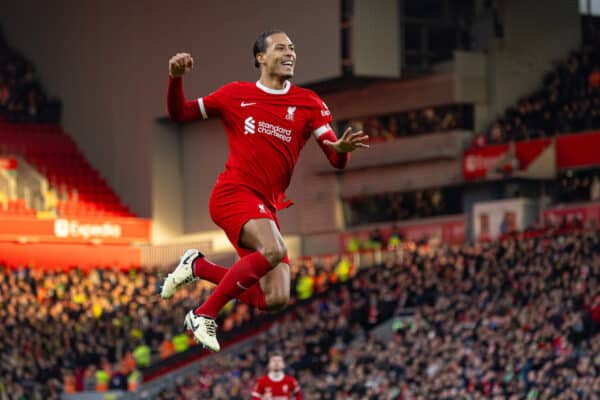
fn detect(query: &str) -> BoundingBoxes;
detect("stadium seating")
[0,198,34,216]
[0,122,134,217]
[480,41,600,146]
[0,28,127,218]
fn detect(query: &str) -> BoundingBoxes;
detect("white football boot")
[160,249,202,299]
[184,310,220,352]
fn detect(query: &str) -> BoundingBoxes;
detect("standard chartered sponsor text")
[257,121,292,143]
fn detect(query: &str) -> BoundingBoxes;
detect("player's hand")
[323,127,370,152]
[169,52,194,78]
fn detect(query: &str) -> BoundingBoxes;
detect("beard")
[270,64,294,80]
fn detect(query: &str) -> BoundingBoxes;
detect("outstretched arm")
[167,52,202,122]
[316,125,369,170]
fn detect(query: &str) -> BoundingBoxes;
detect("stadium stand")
[152,229,600,399]
[339,103,473,143]
[343,187,463,227]
[555,169,600,205]
[0,27,149,398]
[0,123,134,218]
[0,26,130,218]
[4,223,598,398]
[0,26,60,123]
[478,39,600,146]
[0,255,356,398]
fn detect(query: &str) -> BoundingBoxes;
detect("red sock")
[193,257,227,283]
[194,252,272,318]
[193,256,267,311]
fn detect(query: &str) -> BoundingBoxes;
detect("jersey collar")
[268,372,285,382]
[256,80,291,95]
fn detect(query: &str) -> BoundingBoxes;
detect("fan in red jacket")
[251,354,301,400]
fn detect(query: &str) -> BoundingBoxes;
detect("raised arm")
[167,53,202,122]
[315,125,369,170]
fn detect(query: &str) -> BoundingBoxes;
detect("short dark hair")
[253,30,287,68]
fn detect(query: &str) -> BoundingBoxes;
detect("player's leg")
[239,223,290,311]
[194,249,272,311]
[185,217,285,351]
[163,185,272,308]
[161,249,270,311]
[160,249,224,299]
[193,217,286,318]
[257,261,290,312]
[193,254,290,312]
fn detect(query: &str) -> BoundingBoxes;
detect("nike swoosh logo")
[241,102,256,107]
[236,281,249,290]
[182,253,194,265]
[188,316,200,331]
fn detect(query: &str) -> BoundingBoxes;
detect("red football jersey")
[251,373,302,400]
[198,80,332,210]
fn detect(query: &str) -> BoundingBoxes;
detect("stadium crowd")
[476,43,600,146]
[343,188,462,227]
[154,229,600,399]
[343,168,600,230]
[0,254,354,398]
[0,26,58,123]
[1,226,599,398]
[340,103,472,143]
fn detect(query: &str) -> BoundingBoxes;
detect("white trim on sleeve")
[197,98,208,119]
[312,124,331,138]
[250,392,262,398]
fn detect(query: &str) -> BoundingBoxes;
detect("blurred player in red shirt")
[161,30,368,351]
[251,354,301,400]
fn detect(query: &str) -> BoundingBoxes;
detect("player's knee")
[265,292,290,312]
[259,242,287,267]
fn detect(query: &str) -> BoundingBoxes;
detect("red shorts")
[209,183,289,263]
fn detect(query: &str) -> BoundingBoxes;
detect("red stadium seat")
[0,123,133,218]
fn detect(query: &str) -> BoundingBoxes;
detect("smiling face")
[256,32,296,80]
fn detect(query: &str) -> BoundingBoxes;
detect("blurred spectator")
[387,224,404,249]
[591,175,600,201]
[109,363,128,391]
[367,228,385,249]
[133,341,152,369]
[159,336,175,360]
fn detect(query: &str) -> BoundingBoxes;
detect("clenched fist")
[169,53,194,78]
